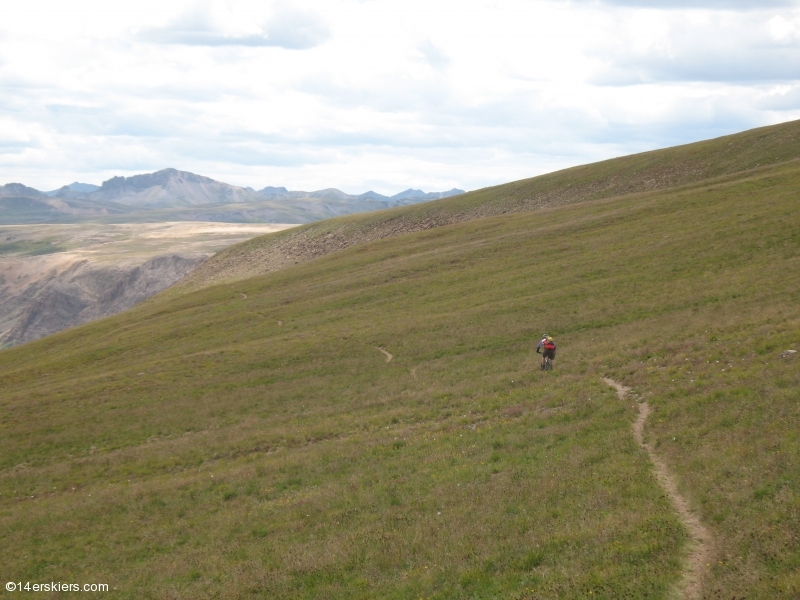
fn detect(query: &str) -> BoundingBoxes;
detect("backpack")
[543,337,556,351]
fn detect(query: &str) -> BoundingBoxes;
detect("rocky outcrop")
[91,168,265,208]
[0,254,205,348]
[6,289,90,345]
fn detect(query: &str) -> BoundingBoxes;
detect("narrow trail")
[603,378,713,600]
[376,347,393,362]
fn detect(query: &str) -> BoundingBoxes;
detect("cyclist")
[536,334,557,370]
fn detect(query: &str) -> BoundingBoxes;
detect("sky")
[1,0,799,194]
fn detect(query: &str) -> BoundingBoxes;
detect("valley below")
[0,168,463,348]
[0,222,295,347]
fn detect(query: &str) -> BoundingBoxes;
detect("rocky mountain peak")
[98,168,217,194]
[0,183,44,197]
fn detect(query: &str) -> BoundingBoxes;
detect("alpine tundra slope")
[0,120,798,599]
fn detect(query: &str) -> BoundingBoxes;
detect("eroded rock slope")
[0,254,204,347]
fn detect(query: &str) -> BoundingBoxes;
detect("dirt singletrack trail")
[603,378,713,600]
[376,347,393,362]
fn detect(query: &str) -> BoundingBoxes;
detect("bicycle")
[540,355,553,371]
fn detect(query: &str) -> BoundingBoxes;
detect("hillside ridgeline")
[179,120,800,291]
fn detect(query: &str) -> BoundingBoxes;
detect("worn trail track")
[603,378,713,600]
[376,347,393,362]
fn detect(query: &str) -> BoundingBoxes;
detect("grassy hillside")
[1,124,799,599]
[177,119,800,291]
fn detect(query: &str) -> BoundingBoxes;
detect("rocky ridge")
[1,169,465,225]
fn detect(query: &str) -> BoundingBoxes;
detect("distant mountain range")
[0,169,464,225]
[45,182,100,196]
[253,184,464,203]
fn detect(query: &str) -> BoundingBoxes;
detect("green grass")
[179,119,800,291]
[1,124,799,598]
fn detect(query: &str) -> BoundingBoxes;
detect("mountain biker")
[536,334,557,369]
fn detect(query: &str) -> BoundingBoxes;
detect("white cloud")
[138,3,330,49]
[768,14,800,42]
[0,0,798,193]
[262,4,331,50]
[758,84,800,109]
[572,0,798,7]
[418,39,451,70]
[589,10,800,84]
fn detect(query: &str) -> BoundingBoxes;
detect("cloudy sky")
[1,0,799,194]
